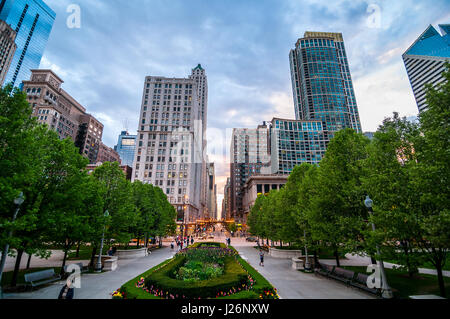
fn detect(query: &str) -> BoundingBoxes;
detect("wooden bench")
[350,273,380,295]
[315,263,334,277]
[328,267,355,285]
[24,269,61,288]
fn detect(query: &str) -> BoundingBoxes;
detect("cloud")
[39,0,450,196]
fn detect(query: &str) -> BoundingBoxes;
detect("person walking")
[259,250,265,267]
[171,241,174,250]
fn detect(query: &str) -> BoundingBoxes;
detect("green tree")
[308,129,370,266]
[410,64,450,297]
[91,162,136,265]
[363,113,423,277]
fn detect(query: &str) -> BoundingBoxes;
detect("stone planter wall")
[115,247,148,259]
[269,247,303,259]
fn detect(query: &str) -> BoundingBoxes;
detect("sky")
[41,0,450,218]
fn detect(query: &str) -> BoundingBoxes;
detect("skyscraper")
[132,66,207,229]
[229,124,271,224]
[402,24,450,113]
[0,0,55,88]
[270,118,327,174]
[289,31,362,135]
[0,19,16,85]
[114,131,137,167]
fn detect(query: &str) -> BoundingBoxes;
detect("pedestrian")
[58,279,74,300]
[259,250,265,267]
[171,241,174,250]
[180,241,183,250]
[107,247,113,256]
[191,237,194,245]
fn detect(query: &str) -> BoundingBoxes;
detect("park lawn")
[341,266,450,299]
[385,254,450,272]
[1,267,62,288]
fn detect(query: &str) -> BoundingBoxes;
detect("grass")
[1,267,62,289]
[341,265,450,299]
[385,254,450,272]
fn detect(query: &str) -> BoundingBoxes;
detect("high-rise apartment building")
[114,131,137,167]
[229,124,271,224]
[0,19,16,85]
[402,24,450,113]
[269,118,327,174]
[22,69,104,163]
[132,67,207,228]
[0,0,55,88]
[289,31,361,135]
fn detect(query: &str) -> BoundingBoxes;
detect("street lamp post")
[364,196,393,299]
[0,192,25,299]
[95,210,109,273]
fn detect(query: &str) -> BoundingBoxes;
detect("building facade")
[402,24,450,113]
[114,130,137,167]
[229,124,271,224]
[242,174,288,223]
[289,31,362,135]
[97,142,121,164]
[132,67,207,226]
[0,0,55,88]
[206,162,217,220]
[270,118,327,174]
[0,19,16,85]
[22,69,104,163]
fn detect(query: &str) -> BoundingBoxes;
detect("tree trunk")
[313,250,319,267]
[75,242,81,258]
[280,241,283,248]
[26,254,32,270]
[436,262,446,298]
[370,256,377,265]
[334,248,340,267]
[88,244,97,270]
[11,249,24,287]
[60,249,69,276]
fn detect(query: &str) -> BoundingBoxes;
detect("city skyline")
[37,0,450,216]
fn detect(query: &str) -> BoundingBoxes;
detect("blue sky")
[41,0,450,210]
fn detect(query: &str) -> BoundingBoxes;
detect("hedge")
[144,255,248,299]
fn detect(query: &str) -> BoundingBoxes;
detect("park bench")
[328,267,355,285]
[315,263,334,277]
[24,269,61,288]
[63,263,88,277]
[350,273,380,295]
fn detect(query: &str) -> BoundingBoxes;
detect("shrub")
[144,255,248,299]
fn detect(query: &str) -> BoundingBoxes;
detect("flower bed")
[115,242,279,299]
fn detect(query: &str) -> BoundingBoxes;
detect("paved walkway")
[233,244,375,299]
[3,246,175,299]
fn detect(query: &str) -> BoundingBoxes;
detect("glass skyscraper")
[402,24,450,113]
[0,0,55,88]
[289,31,362,136]
[114,131,137,167]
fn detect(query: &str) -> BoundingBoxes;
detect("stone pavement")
[3,246,176,299]
[233,242,375,299]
